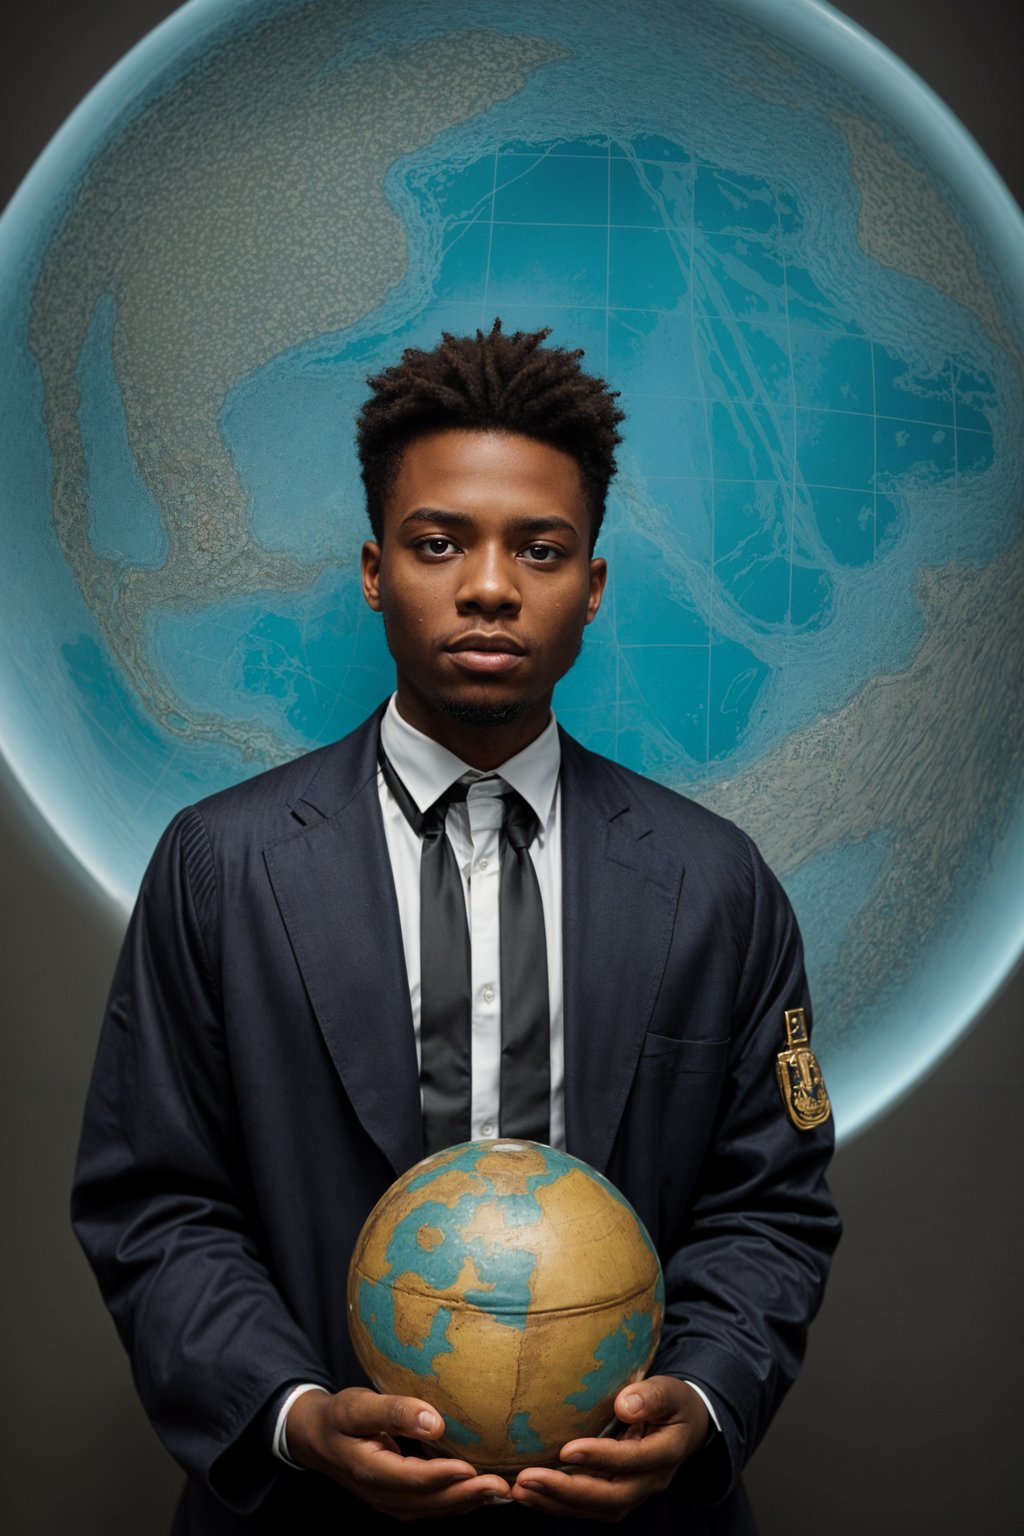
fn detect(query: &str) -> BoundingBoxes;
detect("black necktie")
[378,745,551,1152]
[498,790,551,1145]
[379,746,471,1154]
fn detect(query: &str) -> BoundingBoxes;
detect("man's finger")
[353,1440,482,1492]
[428,1478,515,1515]
[373,1472,513,1519]
[614,1376,677,1424]
[559,1422,689,1476]
[613,1375,709,1440]
[511,1467,637,1520]
[332,1386,447,1441]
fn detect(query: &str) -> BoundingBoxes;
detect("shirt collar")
[380,693,561,827]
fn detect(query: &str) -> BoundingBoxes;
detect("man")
[72,322,840,1533]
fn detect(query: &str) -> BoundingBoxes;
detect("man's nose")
[455,546,522,613]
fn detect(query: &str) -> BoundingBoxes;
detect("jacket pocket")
[637,1032,730,1074]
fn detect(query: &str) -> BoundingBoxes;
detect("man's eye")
[524,544,559,562]
[419,536,456,556]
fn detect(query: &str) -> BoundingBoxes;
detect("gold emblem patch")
[776,1008,831,1130]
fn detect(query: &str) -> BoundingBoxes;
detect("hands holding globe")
[326,1140,693,1518]
[286,1376,710,1521]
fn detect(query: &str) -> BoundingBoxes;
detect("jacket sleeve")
[70,807,333,1513]
[651,832,842,1502]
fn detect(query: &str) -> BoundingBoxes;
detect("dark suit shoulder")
[560,729,758,871]
[186,706,384,853]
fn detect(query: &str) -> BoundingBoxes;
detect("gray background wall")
[1,3,1021,1531]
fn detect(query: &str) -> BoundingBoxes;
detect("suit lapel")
[559,732,684,1174]
[263,709,424,1176]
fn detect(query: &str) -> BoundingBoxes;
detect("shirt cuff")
[272,1383,331,1467]
[683,1379,721,1439]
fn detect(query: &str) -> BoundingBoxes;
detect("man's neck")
[392,688,553,771]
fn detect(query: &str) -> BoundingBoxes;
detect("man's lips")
[446,631,526,654]
[445,632,527,674]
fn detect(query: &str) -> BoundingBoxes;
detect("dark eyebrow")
[400,508,581,542]
[400,508,474,529]
[506,515,581,541]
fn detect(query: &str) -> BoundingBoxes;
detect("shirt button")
[478,857,489,870]
[482,985,495,1004]
[481,1122,494,1137]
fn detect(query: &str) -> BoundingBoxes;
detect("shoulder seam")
[734,828,759,1009]
[178,805,221,999]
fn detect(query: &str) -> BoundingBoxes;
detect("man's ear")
[585,557,607,624]
[361,540,383,611]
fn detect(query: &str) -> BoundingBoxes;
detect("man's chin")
[432,692,530,728]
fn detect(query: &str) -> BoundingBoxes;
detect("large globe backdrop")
[1,0,1022,1138]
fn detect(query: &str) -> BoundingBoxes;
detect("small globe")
[346,1139,664,1473]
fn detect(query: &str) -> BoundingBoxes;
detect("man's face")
[361,428,606,758]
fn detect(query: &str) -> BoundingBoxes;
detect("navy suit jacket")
[72,703,840,1534]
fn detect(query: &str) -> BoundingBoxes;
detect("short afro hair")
[356,319,624,549]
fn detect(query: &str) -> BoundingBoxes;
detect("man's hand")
[286,1386,511,1519]
[509,1376,710,1523]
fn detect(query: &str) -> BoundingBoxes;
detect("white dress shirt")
[273,694,718,1463]
[377,691,565,1149]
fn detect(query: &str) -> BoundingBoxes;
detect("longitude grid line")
[868,336,879,677]
[870,337,878,563]
[481,150,500,324]
[603,139,612,376]
[693,157,713,774]
[951,356,960,564]
[605,139,619,759]
[778,181,798,739]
